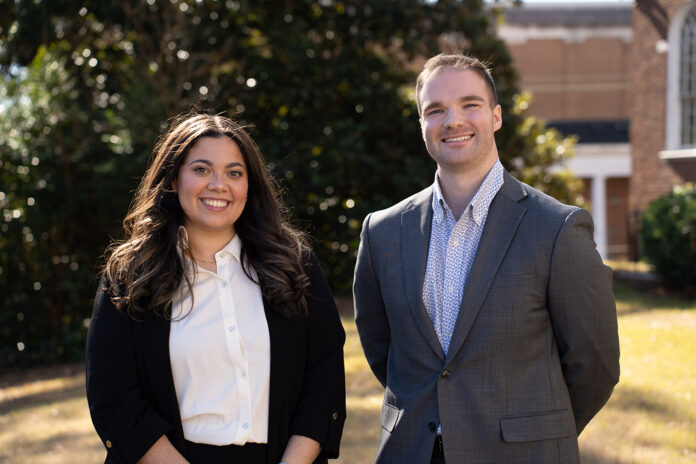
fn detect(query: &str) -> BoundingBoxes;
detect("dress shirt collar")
[431,160,504,226]
[177,225,242,265]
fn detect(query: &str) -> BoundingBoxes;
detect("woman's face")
[173,136,248,240]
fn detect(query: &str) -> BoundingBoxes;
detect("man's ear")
[493,104,502,132]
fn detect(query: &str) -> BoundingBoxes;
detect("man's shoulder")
[504,173,579,218]
[366,185,433,228]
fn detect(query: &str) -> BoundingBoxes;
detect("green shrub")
[640,184,696,288]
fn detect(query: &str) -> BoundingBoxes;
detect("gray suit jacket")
[353,171,620,464]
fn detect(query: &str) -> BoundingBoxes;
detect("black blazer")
[86,253,346,464]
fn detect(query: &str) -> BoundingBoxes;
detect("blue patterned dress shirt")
[422,160,504,356]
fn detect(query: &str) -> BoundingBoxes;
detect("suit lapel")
[445,172,528,364]
[401,188,445,360]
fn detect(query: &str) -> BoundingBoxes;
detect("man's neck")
[437,158,498,219]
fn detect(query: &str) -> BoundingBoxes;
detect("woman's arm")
[136,435,189,464]
[86,277,175,463]
[286,253,346,459]
[279,435,321,464]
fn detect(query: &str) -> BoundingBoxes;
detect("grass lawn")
[1,282,694,463]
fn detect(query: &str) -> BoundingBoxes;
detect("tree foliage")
[0,0,580,367]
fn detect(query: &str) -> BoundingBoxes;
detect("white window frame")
[663,1,696,160]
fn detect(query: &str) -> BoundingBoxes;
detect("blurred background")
[1,0,695,463]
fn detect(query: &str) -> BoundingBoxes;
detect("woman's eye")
[193,166,208,174]
[228,170,244,178]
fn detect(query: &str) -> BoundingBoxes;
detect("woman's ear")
[171,179,177,192]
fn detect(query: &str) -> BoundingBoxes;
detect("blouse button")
[332,412,338,420]
[105,440,112,448]
[219,281,227,287]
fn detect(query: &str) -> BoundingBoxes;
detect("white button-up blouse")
[169,233,270,446]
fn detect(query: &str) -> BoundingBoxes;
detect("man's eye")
[427,109,442,116]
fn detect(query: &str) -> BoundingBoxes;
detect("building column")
[591,175,608,259]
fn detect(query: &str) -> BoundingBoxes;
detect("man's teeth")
[444,135,473,142]
[202,199,228,207]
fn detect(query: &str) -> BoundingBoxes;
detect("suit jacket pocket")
[380,403,401,433]
[500,409,575,443]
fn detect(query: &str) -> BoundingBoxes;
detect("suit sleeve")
[353,213,391,388]
[85,276,173,463]
[547,208,620,435]
[288,252,346,459]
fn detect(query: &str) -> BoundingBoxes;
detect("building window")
[663,2,696,157]
[681,7,696,147]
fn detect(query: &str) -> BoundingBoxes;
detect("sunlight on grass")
[0,286,694,463]
[579,284,696,464]
[337,317,382,464]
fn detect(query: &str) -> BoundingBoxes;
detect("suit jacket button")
[105,440,112,448]
[332,412,338,420]
[428,422,437,432]
[441,369,450,378]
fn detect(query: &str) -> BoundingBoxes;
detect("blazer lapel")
[141,315,186,447]
[401,187,445,360]
[445,172,528,364]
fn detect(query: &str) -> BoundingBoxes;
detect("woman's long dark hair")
[103,111,309,319]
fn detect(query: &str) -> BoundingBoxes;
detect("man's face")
[419,68,502,175]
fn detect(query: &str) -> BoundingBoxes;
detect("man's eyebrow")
[459,95,486,103]
[422,95,486,113]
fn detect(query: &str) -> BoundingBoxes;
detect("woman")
[86,112,346,464]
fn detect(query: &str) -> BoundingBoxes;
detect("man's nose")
[443,108,464,128]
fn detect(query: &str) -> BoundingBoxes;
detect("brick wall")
[629,0,691,216]
[508,37,629,121]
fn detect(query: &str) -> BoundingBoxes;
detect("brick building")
[630,0,696,243]
[498,1,633,259]
[498,0,696,259]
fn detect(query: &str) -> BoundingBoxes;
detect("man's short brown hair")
[416,53,498,116]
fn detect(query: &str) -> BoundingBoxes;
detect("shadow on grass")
[614,281,696,316]
[0,429,104,463]
[607,382,695,425]
[0,376,85,415]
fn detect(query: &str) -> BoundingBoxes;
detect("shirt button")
[453,240,460,247]
[242,423,249,429]
[219,281,227,287]
[240,370,247,377]
[228,325,236,332]
[448,286,454,292]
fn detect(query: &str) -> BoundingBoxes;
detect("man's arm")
[547,208,620,434]
[353,213,391,387]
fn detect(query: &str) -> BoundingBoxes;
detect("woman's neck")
[184,226,236,264]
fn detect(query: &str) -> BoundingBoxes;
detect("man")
[353,53,620,463]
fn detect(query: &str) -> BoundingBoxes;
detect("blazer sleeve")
[288,252,347,459]
[85,276,174,463]
[547,208,621,435]
[353,213,390,387]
